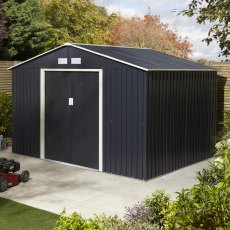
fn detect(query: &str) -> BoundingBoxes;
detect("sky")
[95,0,222,61]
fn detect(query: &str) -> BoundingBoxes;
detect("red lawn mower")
[0,158,30,192]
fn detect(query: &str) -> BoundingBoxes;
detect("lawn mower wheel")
[21,170,30,182]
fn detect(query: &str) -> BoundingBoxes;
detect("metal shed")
[10,43,216,180]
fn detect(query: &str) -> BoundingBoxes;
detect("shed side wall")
[103,68,148,179]
[147,71,216,179]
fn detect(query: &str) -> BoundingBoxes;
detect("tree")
[41,0,112,47]
[181,0,230,58]
[108,14,192,59]
[196,58,209,65]
[2,0,51,60]
[0,0,6,48]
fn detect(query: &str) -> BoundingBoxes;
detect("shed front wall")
[12,46,148,180]
[147,71,216,179]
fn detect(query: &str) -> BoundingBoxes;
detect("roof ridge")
[72,43,150,50]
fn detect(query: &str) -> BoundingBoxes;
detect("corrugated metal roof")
[74,44,214,71]
[9,43,215,71]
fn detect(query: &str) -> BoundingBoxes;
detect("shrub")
[164,136,230,229]
[54,211,156,230]
[53,211,88,230]
[124,190,170,229]
[0,92,12,137]
[104,215,156,230]
[196,163,223,187]
[144,190,170,227]
[124,202,152,224]
[216,110,230,142]
[165,184,230,229]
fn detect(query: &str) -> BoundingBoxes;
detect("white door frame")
[40,68,103,172]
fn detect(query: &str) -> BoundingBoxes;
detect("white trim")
[98,69,103,172]
[69,44,148,71]
[8,44,66,70]
[40,69,45,160]
[40,68,103,172]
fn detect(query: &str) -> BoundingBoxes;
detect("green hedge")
[0,92,12,137]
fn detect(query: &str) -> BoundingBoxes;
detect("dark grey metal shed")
[10,43,216,180]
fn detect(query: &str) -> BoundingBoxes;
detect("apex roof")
[9,43,214,71]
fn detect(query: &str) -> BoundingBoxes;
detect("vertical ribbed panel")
[12,68,40,157]
[103,69,148,180]
[147,71,216,179]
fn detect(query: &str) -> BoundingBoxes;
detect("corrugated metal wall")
[12,68,40,157]
[12,46,149,179]
[11,46,217,180]
[147,71,216,179]
[103,68,148,179]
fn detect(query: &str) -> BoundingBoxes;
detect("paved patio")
[0,148,213,218]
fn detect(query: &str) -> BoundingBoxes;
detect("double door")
[45,71,99,169]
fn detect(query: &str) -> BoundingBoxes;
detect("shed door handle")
[69,98,73,106]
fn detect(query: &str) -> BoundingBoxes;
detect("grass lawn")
[0,198,59,230]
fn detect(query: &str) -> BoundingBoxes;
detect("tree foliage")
[0,0,117,59]
[41,0,111,47]
[108,14,192,59]
[181,0,230,58]
[1,0,51,60]
[196,58,209,65]
[0,0,193,60]
[0,0,6,47]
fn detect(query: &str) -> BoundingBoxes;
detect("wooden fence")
[209,62,230,129]
[0,61,19,95]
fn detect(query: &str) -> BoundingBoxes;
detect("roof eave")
[8,44,67,70]
[147,68,216,71]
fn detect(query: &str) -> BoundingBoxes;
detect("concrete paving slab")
[0,148,213,218]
